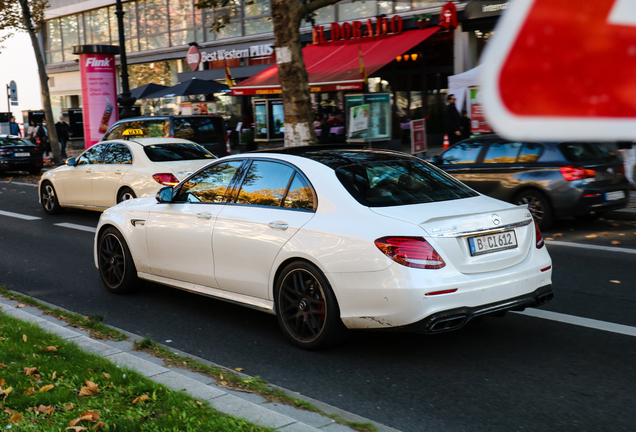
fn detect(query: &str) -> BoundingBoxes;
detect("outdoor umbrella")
[144,78,229,98]
[121,83,169,100]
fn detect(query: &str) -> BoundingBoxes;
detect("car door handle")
[269,221,289,230]
[196,213,212,219]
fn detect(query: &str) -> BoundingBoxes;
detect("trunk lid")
[370,196,535,274]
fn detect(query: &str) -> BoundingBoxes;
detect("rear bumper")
[554,186,630,217]
[400,284,553,333]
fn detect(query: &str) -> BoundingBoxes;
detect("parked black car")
[102,115,228,157]
[429,135,630,228]
[0,135,43,175]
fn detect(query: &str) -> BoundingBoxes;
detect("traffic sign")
[9,81,18,106]
[481,0,636,140]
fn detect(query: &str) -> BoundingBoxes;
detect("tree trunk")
[19,0,62,165]
[270,0,317,146]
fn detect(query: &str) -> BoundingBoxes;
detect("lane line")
[546,240,636,254]
[54,223,97,233]
[0,210,41,220]
[515,309,636,338]
[0,181,39,187]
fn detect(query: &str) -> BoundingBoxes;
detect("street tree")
[195,0,344,147]
[1,0,62,164]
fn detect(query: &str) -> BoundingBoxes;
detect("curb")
[0,295,401,432]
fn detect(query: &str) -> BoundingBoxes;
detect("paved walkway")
[0,296,399,432]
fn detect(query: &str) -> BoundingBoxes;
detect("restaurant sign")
[313,16,403,44]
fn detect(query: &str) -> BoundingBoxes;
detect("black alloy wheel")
[97,227,138,294]
[515,190,553,230]
[117,187,136,203]
[275,261,346,350]
[40,181,64,215]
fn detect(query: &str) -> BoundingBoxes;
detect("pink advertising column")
[73,45,120,148]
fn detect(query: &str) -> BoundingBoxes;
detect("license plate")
[605,190,625,201]
[468,230,518,256]
[14,152,30,157]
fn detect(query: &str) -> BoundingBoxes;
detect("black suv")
[102,115,227,157]
[0,135,43,175]
[429,135,630,229]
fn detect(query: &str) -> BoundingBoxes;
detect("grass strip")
[0,309,273,431]
[0,287,125,341]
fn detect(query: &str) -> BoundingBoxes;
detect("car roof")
[102,137,198,147]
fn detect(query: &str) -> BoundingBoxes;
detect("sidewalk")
[0,294,399,432]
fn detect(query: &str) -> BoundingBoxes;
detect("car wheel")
[40,181,65,215]
[515,190,553,230]
[275,261,346,350]
[117,187,136,203]
[97,227,139,294]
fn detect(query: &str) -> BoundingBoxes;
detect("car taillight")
[535,222,544,249]
[152,173,179,186]
[374,236,445,269]
[559,165,596,181]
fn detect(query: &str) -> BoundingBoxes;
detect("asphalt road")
[1,179,636,432]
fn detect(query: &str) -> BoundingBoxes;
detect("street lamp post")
[114,0,136,119]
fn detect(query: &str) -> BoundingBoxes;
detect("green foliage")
[0,0,48,50]
[0,311,273,431]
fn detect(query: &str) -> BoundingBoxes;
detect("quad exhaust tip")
[430,315,467,332]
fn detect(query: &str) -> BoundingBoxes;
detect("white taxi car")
[39,137,216,214]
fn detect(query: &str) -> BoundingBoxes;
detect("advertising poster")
[346,93,392,141]
[470,88,491,133]
[270,100,285,140]
[78,52,119,147]
[180,102,193,115]
[349,104,369,134]
[410,119,427,153]
[253,100,268,140]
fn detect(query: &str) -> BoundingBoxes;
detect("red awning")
[232,27,440,95]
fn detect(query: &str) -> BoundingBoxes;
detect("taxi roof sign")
[122,129,144,137]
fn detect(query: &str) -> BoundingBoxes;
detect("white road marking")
[0,210,41,220]
[546,240,636,254]
[608,0,636,26]
[54,223,97,233]
[515,309,636,338]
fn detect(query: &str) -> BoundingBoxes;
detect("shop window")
[301,5,334,27]
[245,0,270,17]
[378,1,393,15]
[395,0,411,13]
[412,0,446,10]
[169,0,194,29]
[338,1,376,21]
[86,9,110,44]
[61,16,79,62]
[46,18,62,53]
[171,29,195,46]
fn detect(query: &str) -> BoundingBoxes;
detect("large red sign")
[482,0,636,140]
[78,53,119,147]
[313,16,403,44]
[186,45,201,71]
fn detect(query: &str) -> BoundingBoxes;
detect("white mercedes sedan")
[94,148,553,350]
[39,137,216,214]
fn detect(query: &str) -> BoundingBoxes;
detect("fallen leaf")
[0,386,13,395]
[16,303,25,308]
[610,280,621,284]
[39,384,54,392]
[44,346,58,352]
[24,367,37,376]
[553,233,564,237]
[79,380,100,397]
[79,410,100,422]
[132,395,149,404]
[545,237,554,241]
[23,387,35,396]
[0,379,5,386]
[4,408,17,415]
[602,232,610,236]
[9,412,23,424]
[611,241,621,245]
[103,373,110,379]
[64,403,75,411]
[619,233,625,236]
[52,371,57,380]
[22,334,27,342]
[66,427,88,431]
[235,368,243,372]
[0,363,7,368]
[585,234,598,239]
[94,422,106,430]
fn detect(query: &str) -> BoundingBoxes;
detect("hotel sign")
[186,43,274,71]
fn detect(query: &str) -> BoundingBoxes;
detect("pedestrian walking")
[618,141,636,190]
[10,116,21,136]
[444,94,462,145]
[37,120,52,159]
[25,120,37,144]
[55,115,71,158]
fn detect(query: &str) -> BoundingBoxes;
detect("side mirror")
[67,157,76,167]
[155,186,173,203]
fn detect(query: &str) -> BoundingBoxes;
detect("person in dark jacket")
[460,109,472,141]
[444,94,462,145]
[55,115,71,158]
[37,120,51,159]
[10,117,21,136]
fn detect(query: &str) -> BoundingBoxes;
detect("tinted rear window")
[558,142,619,163]
[0,137,35,147]
[143,143,215,162]
[173,117,224,144]
[335,159,478,207]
